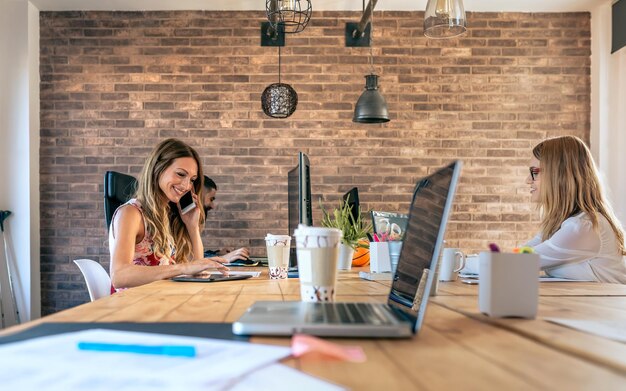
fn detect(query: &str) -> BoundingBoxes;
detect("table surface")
[3,268,626,390]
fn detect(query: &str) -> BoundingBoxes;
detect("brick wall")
[39,10,590,314]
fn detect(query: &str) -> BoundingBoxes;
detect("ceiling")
[29,0,607,12]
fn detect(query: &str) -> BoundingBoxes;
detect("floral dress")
[109,199,176,291]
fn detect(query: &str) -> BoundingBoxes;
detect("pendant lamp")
[261,46,298,118]
[266,0,312,34]
[352,7,389,124]
[424,0,467,38]
[353,74,389,123]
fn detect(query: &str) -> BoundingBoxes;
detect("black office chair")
[104,171,138,230]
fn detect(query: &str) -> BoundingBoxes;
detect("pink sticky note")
[291,334,366,363]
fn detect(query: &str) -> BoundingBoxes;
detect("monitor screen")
[342,187,360,227]
[287,152,312,268]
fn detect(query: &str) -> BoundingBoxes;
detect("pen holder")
[478,251,540,318]
[369,242,391,273]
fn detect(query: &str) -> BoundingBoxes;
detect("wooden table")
[3,269,626,390]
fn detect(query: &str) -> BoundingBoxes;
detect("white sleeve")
[530,217,601,270]
[523,233,543,247]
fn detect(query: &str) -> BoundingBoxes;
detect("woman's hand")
[222,247,250,262]
[181,257,230,276]
[179,191,201,230]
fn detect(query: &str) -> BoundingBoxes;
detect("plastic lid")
[293,225,343,238]
[265,234,291,240]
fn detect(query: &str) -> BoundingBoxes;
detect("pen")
[77,341,196,357]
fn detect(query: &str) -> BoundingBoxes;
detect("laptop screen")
[387,160,462,332]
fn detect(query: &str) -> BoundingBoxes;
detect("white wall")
[0,0,40,325]
[28,0,41,321]
[591,1,626,225]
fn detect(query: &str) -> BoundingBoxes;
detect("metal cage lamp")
[266,0,312,34]
[424,0,467,38]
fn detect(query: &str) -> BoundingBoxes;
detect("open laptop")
[233,160,462,338]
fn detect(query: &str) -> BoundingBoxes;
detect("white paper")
[226,363,346,391]
[0,329,291,390]
[545,318,626,343]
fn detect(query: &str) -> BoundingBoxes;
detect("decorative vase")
[337,243,355,270]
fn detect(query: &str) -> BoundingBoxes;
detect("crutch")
[0,210,19,325]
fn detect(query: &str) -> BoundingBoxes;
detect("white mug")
[439,248,466,281]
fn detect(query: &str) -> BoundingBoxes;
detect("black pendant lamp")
[353,6,389,124]
[353,74,389,123]
[261,46,298,118]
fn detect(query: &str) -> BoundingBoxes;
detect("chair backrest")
[104,171,138,230]
[73,259,112,301]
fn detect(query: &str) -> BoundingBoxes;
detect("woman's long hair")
[533,135,625,255]
[135,138,205,263]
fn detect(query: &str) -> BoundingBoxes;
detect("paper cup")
[265,234,291,279]
[293,225,342,302]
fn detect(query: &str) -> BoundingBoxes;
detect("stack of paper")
[0,329,344,390]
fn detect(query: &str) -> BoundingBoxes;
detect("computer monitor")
[287,152,312,268]
[342,187,360,227]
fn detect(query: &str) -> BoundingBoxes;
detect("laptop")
[232,161,463,338]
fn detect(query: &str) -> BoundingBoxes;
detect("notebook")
[232,160,463,338]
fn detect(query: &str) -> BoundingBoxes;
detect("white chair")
[73,259,112,301]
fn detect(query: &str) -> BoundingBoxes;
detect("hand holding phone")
[179,191,196,215]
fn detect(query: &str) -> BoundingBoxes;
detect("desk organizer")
[478,252,540,318]
[369,242,391,273]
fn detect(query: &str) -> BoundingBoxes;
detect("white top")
[525,213,626,284]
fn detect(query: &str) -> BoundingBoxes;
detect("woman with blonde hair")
[524,135,626,283]
[109,138,228,289]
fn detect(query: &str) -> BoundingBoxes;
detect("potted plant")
[319,195,372,270]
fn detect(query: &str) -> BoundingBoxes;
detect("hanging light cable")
[424,0,467,38]
[353,5,390,124]
[261,45,298,118]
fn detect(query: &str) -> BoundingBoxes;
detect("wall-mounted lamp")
[424,0,467,38]
[346,0,390,124]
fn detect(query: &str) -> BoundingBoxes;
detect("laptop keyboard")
[311,303,396,325]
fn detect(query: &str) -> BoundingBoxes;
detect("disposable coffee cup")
[265,234,291,279]
[388,241,403,274]
[293,225,342,302]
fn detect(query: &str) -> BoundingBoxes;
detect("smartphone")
[179,191,196,214]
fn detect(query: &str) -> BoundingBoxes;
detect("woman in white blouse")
[525,135,626,283]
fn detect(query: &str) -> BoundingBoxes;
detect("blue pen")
[77,341,196,358]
